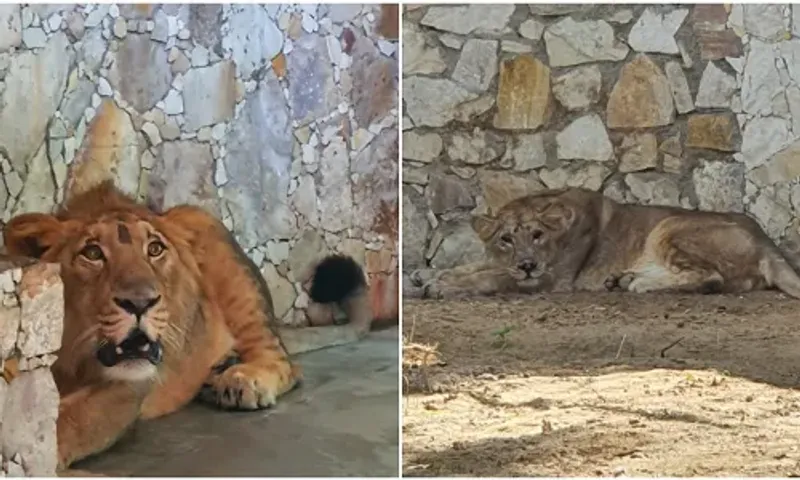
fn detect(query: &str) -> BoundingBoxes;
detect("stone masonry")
[402,4,800,277]
[0,257,62,476]
[0,3,398,474]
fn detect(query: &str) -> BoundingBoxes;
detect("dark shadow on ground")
[403,291,800,391]
[76,328,399,477]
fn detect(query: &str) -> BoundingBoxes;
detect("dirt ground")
[402,291,800,477]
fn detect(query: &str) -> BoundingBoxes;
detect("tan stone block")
[494,55,551,130]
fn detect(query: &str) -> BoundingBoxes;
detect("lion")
[410,187,800,300]
[2,181,373,470]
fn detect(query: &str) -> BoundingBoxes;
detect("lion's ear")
[538,202,576,231]
[4,213,68,259]
[471,214,501,242]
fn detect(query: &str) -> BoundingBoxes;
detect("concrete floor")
[76,328,399,477]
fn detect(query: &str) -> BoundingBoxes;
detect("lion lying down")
[3,181,372,469]
[411,187,800,300]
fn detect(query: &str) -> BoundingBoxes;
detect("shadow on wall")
[0,3,400,326]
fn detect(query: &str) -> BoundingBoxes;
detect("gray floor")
[77,328,399,477]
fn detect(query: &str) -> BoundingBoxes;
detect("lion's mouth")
[96,329,163,367]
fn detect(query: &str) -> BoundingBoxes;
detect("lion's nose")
[113,295,161,317]
[517,260,538,274]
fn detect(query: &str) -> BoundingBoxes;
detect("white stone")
[22,27,46,48]
[377,39,396,57]
[451,38,497,93]
[402,131,442,163]
[741,116,792,169]
[420,4,515,35]
[84,5,108,28]
[141,122,162,146]
[404,77,478,128]
[552,65,602,111]
[222,5,284,79]
[214,157,228,186]
[556,114,614,162]
[743,39,782,115]
[608,9,634,24]
[627,8,688,54]
[793,5,800,38]
[47,12,61,31]
[786,85,800,135]
[97,77,112,97]
[518,18,544,40]
[439,33,463,50]
[191,45,210,68]
[301,12,318,33]
[664,61,694,114]
[780,40,800,86]
[544,18,629,67]
[511,134,546,171]
[695,61,737,109]
[501,40,532,53]
[403,21,446,75]
[162,89,183,115]
[0,5,22,52]
[743,4,787,42]
[211,123,226,141]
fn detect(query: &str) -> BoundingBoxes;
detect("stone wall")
[0,258,63,476]
[402,4,800,272]
[0,3,400,326]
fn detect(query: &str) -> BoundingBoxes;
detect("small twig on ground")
[660,336,685,358]
[615,334,627,360]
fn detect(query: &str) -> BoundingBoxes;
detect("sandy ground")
[402,291,800,477]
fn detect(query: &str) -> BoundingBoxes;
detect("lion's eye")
[147,241,166,257]
[500,234,514,244]
[80,244,105,261]
[532,230,543,240]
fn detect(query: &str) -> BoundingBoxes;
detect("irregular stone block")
[420,4,514,35]
[693,160,745,213]
[544,18,629,67]
[403,77,477,128]
[607,54,674,129]
[493,55,551,130]
[0,32,71,173]
[17,263,63,358]
[223,72,296,248]
[182,61,236,132]
[108,34,173,113]
[1,369,59,477]
[686,114,740,152]
[0,5,22,52]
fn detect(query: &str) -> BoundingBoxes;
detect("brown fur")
[411,187,800,299]
[3,181,372,469]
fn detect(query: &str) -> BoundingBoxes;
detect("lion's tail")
[278,255,373,355]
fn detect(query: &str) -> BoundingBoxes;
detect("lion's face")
[5,207,201,383]
[471,195,577,287]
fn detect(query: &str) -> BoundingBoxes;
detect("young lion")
[3,181,372,469]
[411,187,800,300]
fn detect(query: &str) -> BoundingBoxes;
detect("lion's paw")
[422,281,467,300]
[203,363,287,410]
[605,272,636,291]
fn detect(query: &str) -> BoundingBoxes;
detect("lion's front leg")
[57,382,144,470]
[204,323,300,410]
[418,263,519,299]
